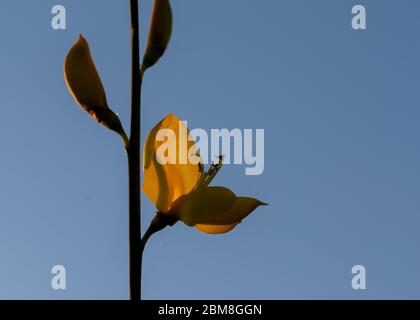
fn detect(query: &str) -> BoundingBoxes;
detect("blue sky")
[1,0,420,299]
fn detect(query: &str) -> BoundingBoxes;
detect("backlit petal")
[214,197,266,225]
[171,190,266,228]
[195,223,238,234]
[168,186,237,226]
[142,151,173,212]
[142,113,203,212]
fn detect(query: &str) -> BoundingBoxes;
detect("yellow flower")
[143,113,266,234]
[64,34,127,141]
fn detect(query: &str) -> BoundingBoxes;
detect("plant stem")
[128,0,142,300]
[140,213,178,264]
[142,213,177,240]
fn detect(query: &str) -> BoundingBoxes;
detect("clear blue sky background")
[0,0,420,299]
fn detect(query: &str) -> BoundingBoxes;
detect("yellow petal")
[171,189,266,227]
[195,223,238,234]
[196,197,267,234]
[168,186,237,226]
[216,197,266,225]
[142,0,173,72]
[64,35,125,135]
[142,113,203,212]
[142,151,173,212]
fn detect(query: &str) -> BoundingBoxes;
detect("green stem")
[128,0,142,300]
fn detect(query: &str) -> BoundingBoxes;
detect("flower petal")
[195,223,238,234]
[64,35,124,135]
[142,113,203,212]
[142,151,173,212]
[195,197,267,234]
[168,186,237,226]
[215,197,266,225]
[171,190,266,228]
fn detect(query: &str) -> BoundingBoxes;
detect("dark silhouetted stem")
[140,213,179,262]
[128,0,142,300]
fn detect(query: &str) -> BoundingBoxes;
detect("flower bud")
[142,0,173,73]
[64,35,127,141]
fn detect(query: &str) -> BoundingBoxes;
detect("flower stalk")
[128,0,142,300]
[140,213,178,258]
